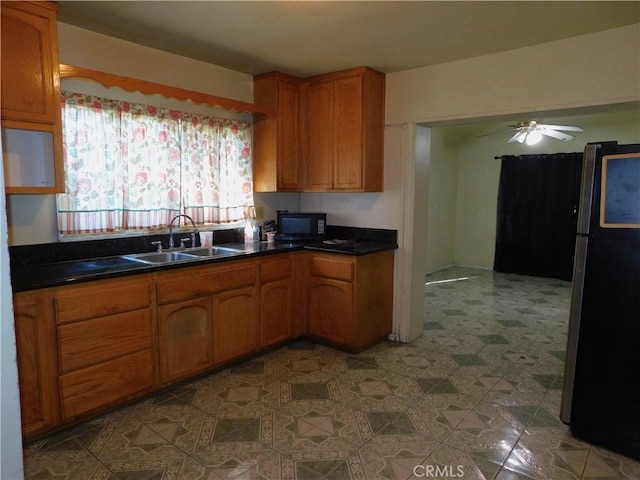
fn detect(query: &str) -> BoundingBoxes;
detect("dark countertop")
[10,240,397,293]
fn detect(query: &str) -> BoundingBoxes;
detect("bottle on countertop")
[244,217,260,243]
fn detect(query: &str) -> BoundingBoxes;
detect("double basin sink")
[121,246,247,265]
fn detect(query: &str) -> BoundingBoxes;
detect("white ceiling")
[57,1,640,78]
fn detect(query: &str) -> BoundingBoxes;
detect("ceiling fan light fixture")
[525,129,543,145]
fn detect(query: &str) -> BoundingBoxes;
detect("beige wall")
[386,24,640,125]
[58,24,254,102]
[424,128,458,272]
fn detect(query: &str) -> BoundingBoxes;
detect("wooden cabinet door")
[60,349,155,420]
[261,278,293,348]
[333,75,363,190]
[158,297,214,384]
[56,276,153,324]
[308,277,353,346]
[13,290,60,439]
[213,286,259,364]
[58,309,153,374]
[277,80,301,190]
[0,1,59,123]
[260,256,294,348]
[303,67,384,192]
[253,72,301,192]
[306,80,334,191]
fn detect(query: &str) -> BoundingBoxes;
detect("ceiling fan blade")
[508,130,527,143]
[477,127,518,138]
[540,124,583,132]
[540,127,574,141]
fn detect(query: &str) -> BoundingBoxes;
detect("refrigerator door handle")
[560,234,589,424]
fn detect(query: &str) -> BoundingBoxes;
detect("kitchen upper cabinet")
[13,289,60,441]
[308,250,394,352]
[303,67,385,192]
[1,1,64,193]
[55,276,157,420]
[253,72,301,192]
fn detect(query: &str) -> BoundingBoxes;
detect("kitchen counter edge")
[10,241,398,293]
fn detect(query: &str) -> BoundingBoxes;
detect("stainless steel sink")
[120,246,247,264]
[184,246,246,257]
[121,251,199,264]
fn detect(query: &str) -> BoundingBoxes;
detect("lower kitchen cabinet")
[12,248,394,440]
[308,250,394,351]
[54,275,157,421]
[13,289,60,440]
[155,258,259,369]
[158,297,214,383]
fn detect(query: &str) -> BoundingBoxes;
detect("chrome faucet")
[168,214,199,249]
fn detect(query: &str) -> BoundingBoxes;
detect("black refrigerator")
[561,141,640,460]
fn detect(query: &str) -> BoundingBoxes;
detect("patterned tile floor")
[23,267,640,479]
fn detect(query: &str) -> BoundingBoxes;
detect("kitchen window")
[56,91,254,236]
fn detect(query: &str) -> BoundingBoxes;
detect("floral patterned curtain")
[181,114,254,224]
[57,92,254,235]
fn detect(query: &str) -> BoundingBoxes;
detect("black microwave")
[276,212,327,242]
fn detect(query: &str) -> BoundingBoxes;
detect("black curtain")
[494,152,583,281]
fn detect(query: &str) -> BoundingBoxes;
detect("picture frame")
[600,152,640,228]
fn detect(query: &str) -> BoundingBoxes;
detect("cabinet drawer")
[156,261,257,304]
[260,256,292,282]
[309,255,354,281]
[58,309,153,373]
[55,276,152,324]
[60,349,155,420]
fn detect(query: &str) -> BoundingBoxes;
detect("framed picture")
[600,152,640,228]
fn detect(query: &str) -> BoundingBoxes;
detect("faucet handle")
[151,241,163,253]
[180,238,191,249]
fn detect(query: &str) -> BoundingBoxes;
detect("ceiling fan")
[504,121,584,145]
[479,120,584,145]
